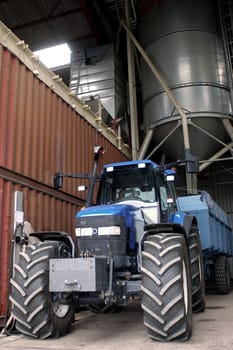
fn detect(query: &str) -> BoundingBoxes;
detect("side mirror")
[186,155,199,174]
[54,172,63,190]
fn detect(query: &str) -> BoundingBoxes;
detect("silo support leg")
[137,129,154,159]
[186,173,198,195]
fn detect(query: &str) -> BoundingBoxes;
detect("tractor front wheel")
[10,241,74,338]
[141,233,192,341]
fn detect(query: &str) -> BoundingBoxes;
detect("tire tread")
[11,241,73,338]
[141,233,192,341]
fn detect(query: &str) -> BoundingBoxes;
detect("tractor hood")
[75,203,140,253]
[75,201,159,253]
[76,201,159,226]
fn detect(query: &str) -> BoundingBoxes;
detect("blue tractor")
[10,147,205,341]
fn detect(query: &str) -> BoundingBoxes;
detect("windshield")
[97,163,157,205]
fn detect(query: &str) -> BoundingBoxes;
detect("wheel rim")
[198,252,205,288]
[52,301,70,318]
[182,260,188,314]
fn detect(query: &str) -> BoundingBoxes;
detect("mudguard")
[30,231,77,257]
[170,212,196,238]
[143,212,195,242]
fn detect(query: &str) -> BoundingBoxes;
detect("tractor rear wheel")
[10,241,74,338]
[188,228,206,312]
[215,255,231,294]
[141,233,192,341]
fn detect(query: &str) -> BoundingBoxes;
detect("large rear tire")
[10,241,74,339]
[188,228,206,312]
[141,233,192,341]
[215,255,231,294]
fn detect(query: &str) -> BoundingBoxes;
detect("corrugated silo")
[139,0,233,161]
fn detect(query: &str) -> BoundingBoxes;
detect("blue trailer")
[177,192,233,294]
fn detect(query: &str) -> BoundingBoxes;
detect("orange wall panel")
[0,45,129,321]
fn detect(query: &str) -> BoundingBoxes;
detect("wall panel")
[0,43,129,322]
[0,179,12,324]
[0,45,129,186]
[198,162,233,226]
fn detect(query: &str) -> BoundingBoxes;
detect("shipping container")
[0,21,130,324]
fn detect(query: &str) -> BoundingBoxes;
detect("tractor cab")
[96,160,177,222]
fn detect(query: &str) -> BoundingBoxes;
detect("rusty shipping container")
[0,21,130,323]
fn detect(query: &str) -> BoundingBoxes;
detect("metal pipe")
[86,157,98,207]
[86,146,104,207]
[121,20,191,155]
[125,2,139,160]
[117,124,122,150]
[137,129,154,159]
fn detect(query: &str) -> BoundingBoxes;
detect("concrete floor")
[0,287,233,350]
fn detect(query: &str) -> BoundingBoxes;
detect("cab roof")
[103,159,158,169]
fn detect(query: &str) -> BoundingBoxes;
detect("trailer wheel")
[188,229,206,312]
[141,233,192,341]
[215,255,231,294]
[10,241,74,339]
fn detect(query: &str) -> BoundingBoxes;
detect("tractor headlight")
[75,226,121,236]
[98,226,121,236]
[75,227,93,236]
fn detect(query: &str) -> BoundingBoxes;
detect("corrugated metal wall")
[175,161,233,227]
[0,43,129,322]
[198,162,233,226]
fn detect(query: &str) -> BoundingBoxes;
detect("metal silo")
[139,0,233,161]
